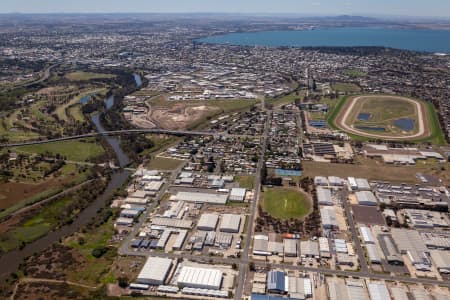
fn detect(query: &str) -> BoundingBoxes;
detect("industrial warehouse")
[133,257,236,298]
[110,143,450,299]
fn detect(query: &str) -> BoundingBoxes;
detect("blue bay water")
[198,27,450,53]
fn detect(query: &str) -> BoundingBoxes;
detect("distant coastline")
[197,27,450,53]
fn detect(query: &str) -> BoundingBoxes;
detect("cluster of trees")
[255,205,304,234]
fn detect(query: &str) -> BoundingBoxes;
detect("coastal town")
[0,12,449,300]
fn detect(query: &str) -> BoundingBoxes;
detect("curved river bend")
[0,74,142,277]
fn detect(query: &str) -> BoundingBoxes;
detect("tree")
[118,276,129,288]
[249,262,255,271]
[91,246,107,258]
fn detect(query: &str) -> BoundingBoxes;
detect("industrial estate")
[0,12,449,300]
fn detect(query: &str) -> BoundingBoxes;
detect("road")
[118,161,186,256]
[118,245,450,289]
[340,188,369,273]
[0,129,251,148]
[234,110,270,300]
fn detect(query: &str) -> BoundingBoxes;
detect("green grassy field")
[65,71,115,81]
[68,105,84,122]
[236,175,255,189]
[422,102,447,145]
[267,92,300,107]
[0,197,74,252]
[65,216,117,285]
[344,69,368,78]
[147,156,184,170]
[0,164,91,219]
[55,88,106,121]
[262,188,311,220]
[14,139,104,161]
[332,82,361,93]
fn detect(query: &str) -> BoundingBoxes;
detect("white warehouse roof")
[300,240,320,257]
[317,187,333,206]
[197,214,219,231]
[366,244,381,263]
[355,178,371,190]
[137,257,173,285]
[368,283,391,300]
[320,207,338,229]
[355,191,378,206]
[220,214,241,233]
[359,226,375,244]
[177,266,223,290]
[229,188,246,201]
[171,191,228,205]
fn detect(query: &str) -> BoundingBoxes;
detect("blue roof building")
[267,271,286,294]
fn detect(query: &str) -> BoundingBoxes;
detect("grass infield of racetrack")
[327,95,446,144]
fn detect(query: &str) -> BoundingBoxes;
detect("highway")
[0,129,251,148]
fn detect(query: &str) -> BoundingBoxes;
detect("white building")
[137,257,173,285]
[317,187,333,206]
[177,266,223,290]
[300,240,320,258]
[197,214,219,231]
[171,191,228,205]
[219,214,241,233]
[359,226,375,244]
[367,283,391,300]
[320,207,339,229]
[319,237,331,258]
[355,191,378,206]
[284,239,298,257]
[229,188,246,202]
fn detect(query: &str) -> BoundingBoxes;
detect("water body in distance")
[198,27,450,53]
[133,73,142,88]
[79,95,90,104]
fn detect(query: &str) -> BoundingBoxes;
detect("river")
[0,73,143,277]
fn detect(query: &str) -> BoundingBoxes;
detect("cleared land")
[13,139,104,161]
[0,164,91,214]
[147,156,184,170]
[262,188,311,220]
[331,95,438,141]
[302,159,450,185]
[236,175,255,189]
[144,96,259,130]
[332,82,361,93]
[65,72,115,81]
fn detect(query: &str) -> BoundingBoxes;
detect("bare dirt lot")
[150,104,220,130]
[0,180,62,210]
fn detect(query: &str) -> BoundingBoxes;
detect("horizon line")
[0,12,449,20]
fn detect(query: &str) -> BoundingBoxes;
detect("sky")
[1,0,450,18]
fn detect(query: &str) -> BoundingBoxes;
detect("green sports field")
[262,188,311,220]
